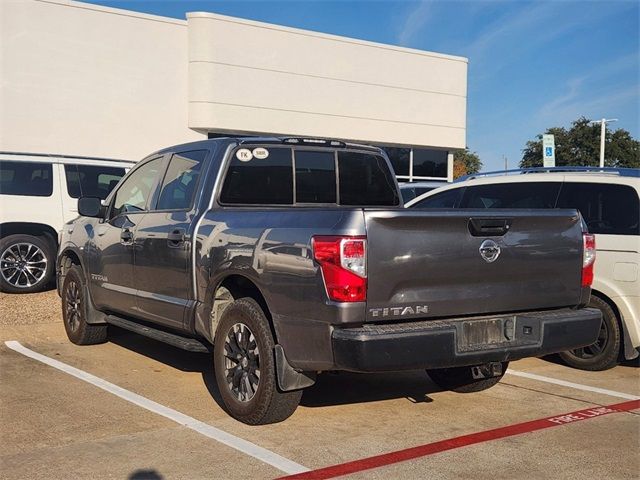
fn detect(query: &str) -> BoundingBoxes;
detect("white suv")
[406,167,640,371]
[0,152,135,293]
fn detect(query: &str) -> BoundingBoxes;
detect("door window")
[411,187,463,208]
[156,150,207,210]
[64,164,126,199]
[557,182,640,235]
[459,182,560,209]
[111,158,163,217]
[0,161,53,197]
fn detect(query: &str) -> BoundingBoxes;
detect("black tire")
[213,298,302,425]
[558,296,621,371]
[427,362,509,393]
[0,234,55,293]
[61,265,108,345]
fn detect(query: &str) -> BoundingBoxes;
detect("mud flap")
[274,345,316,391]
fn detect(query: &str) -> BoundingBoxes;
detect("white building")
[1,0,468,181]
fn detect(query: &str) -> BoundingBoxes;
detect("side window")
[338,151,399,206]
[0,161,53,197]
[411,188,462,208]
[294,150,336,203]
[220,147,293,205]
[557,182,640,235]
[459,182,560,209]
[156,150,207,210]
[111,158,163,218]
[64,164,126,200]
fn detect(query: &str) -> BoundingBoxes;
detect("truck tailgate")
[364,209,584,322]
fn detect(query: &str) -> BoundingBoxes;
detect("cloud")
[396,1,431,47]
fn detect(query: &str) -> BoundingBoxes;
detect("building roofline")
[36,0,187,26]
[187,11,468,64]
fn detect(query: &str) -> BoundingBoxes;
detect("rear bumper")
[332,308,602,372]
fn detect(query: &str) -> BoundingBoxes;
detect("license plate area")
[456,316,540,352]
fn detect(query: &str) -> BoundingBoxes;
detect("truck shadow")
[108,327,440,410]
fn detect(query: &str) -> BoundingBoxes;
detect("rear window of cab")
[220,146,399,206]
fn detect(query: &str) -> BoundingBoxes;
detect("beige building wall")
[188,12,467,149]
[0,0,202,160]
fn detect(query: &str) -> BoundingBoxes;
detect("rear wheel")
[0,234,54,293]
[61,265,108,345]
[558,296,620,371]
[427,362,508,393]
[213,298,302,425]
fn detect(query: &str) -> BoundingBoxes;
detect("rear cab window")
[219,146,399,207]
[0,161,53,197]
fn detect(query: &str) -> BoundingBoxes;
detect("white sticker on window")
[253,147,269,160]
[236,149,253,162]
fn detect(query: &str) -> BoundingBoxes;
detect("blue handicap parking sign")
[545,147,553,156]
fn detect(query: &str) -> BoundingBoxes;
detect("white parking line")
[507,369,640,400]
[4,340,309,475]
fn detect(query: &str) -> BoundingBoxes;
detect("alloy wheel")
[569,320,609,359]
[64,280,82,332]
[223,323,261,402]
[0,243,48,289]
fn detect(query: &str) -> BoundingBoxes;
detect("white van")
[0,152,135,293]
[406,167,640,371]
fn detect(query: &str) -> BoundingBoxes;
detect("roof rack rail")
[457,166,639,182]
[0,151,133,164]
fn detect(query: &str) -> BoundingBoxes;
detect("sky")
[87,0,639,172]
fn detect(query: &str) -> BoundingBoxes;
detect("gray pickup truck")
[57,137,601,424]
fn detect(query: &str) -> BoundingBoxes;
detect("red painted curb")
[278,399,640,480]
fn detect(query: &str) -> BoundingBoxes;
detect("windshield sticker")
[253,147,269,160]
[236,149,253,162]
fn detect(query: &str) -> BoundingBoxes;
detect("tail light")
[312,236,366,302]
[582,233,596,287]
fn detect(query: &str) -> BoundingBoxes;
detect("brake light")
[582,233,596,287]
[312,236,366,302]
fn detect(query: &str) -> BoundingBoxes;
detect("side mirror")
[78,196,105,218]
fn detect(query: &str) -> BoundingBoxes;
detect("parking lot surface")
[1,290,639,479]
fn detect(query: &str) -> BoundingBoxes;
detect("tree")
[453,148,483,179]
[520,117,640,168]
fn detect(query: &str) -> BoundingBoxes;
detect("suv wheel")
[213,298,302,425]
[61,265,108,345]
[558,296,621,371]
[0,234,54,293]
[427,362,509,393]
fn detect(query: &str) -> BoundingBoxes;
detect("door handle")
[167,228,185,247]
[120,228,133,244]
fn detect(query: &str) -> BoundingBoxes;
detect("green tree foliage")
[520,117,640,168]
[453,148,483,179]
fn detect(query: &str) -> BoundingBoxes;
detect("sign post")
[542,134,555,167]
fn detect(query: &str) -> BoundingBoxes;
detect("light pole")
[590,118,618,167]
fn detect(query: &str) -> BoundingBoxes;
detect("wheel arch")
[0,222,59,247]
[591,288,635,360]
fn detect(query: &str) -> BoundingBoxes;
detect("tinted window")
[64,164,126,200]
[412,188,462,208]
[379,147,410,176]
[0,161,53,197]
[557,182,639,235]
[221,147,293,205]
[295,150,336,203]
[111,158,163,217]
[157,150,207,210]
[459,182,560,209]
[412,149,448,177]
[338,152,399,206]
[400,186,417,203]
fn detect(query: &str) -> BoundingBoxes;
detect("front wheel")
[213,298,302,425]
[427,362,508,393]
[61,265,108,345]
